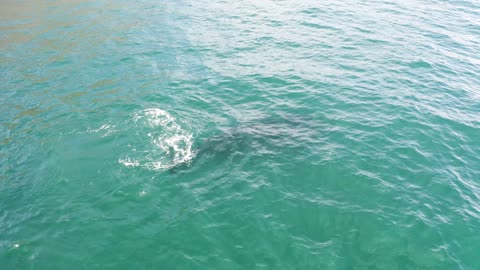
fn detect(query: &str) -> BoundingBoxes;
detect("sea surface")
[1,0,480,269]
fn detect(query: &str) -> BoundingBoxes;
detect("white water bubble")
[119,109,195,171]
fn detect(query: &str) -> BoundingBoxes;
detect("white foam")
[118,157,140,167]
[120,109,195,171]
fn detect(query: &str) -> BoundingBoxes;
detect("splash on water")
[119,109,195,171]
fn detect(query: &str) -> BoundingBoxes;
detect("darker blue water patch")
[408,60,433,69]
[301,22,338,30]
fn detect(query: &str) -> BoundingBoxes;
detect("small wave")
[119,108,195,171]
[87,124,117,137]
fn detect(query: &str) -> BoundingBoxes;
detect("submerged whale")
[119,110,316,172]
[167,115,312,173]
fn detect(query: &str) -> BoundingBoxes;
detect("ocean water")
[1,0,480,269]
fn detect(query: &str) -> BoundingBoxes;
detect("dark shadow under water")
[168,114,315,174]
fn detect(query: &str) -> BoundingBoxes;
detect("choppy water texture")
[1,0,480,269]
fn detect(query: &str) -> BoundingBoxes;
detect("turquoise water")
[1,0,480,268]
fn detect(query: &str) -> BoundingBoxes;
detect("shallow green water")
[1,0,480,269]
